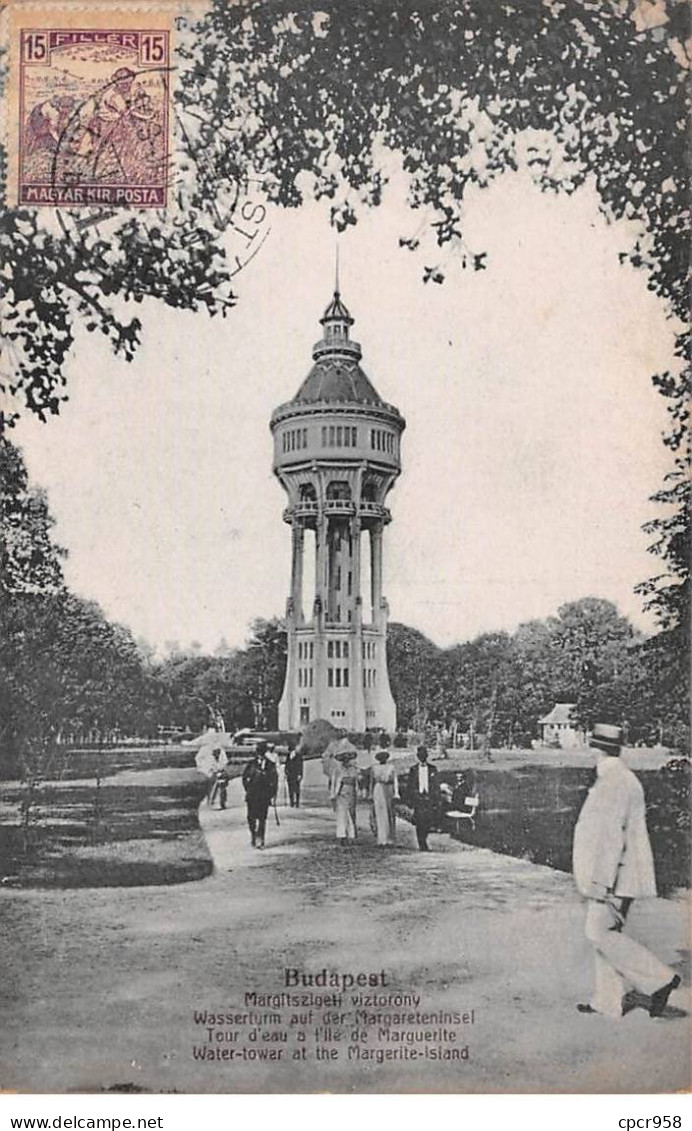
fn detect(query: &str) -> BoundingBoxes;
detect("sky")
[14,163,680,654]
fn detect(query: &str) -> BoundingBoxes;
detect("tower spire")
[335,242,340,296]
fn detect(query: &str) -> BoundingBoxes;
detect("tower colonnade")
[270,288,405,733]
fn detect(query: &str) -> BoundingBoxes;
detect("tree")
[0,592,154,768]
[548,598,643,731]
[1,439,65,777]
[0,438,65,593]
[154,653,225,733]
[151,620,288,734]
[510,618,561,742]
[444,632,515,750]
[154,650,256,733]
[386,622,440,731]
[635,334,690,748]
[637,332,690,622]
[237,618,288,729]
[0,441,160,777]
[388,601,658,749]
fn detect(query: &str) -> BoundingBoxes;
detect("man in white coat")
[572,723,680,1019]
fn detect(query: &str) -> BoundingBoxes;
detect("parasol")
[322,737,358,779]
[186,728,235,750]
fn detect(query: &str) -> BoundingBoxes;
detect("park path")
[192,757,690,1093]
[1,757,689,1094]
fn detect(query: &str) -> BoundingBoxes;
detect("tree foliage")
[0,437,65,592]
[2,1,688,419]
[152,617,287,733]
[0,442,156,772]
[0,443,291,770]
[179,0,688,316]
[386,622,441,731]
[388,597,678,748]
[0,591,155,769]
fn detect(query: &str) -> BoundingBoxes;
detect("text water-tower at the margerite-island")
[270,285,405,732]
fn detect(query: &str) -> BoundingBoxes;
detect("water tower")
[270,284,405,732]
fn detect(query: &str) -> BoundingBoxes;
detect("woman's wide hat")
[328,737,357,762]
[335,749,357,763]
[589,723,623,754]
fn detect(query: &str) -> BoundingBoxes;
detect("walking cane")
[273,798,281,827]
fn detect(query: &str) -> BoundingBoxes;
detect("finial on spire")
[335,242,340,296]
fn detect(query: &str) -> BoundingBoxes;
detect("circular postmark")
[46,69,271,284]
[170,98,272,278]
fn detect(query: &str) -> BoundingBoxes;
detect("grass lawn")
[434,758,691,896]
[388,746,690,896]
[0,745,224,889]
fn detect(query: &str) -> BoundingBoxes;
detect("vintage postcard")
[0,0,689,1098]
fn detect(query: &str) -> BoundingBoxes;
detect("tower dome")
[270,287,405,733]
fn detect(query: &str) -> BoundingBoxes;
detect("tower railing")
[323,499,354,515]
[293,499,318,516]
[283,499,391,522]
[360,501,392,522]
[312,339,363,361]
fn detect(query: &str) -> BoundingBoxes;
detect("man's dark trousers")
[247,800,270,845]
[413,796,433,850]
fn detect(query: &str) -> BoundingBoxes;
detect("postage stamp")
[7,8,174,207]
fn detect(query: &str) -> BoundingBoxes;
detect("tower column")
[350,515,365,729]
[312,510,327,720]
[290,521,305,624]
[315,510,328,607]
[371,522,384,628]
[351,516,362,621]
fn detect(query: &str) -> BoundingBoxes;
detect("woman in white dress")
[370,749,398,846]
[330,750,358,843]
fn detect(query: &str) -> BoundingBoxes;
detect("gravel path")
[1,758,688,1094]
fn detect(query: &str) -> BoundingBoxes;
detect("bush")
[345,732,368,749]
[298,718,338,756]
[345,731,392,749]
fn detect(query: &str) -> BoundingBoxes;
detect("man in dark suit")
[406,746,439,851]
[284,743,304,808]
[242,742,278,848]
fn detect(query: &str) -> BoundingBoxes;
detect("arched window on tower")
[362,479,377,504]
[326,481,351,501]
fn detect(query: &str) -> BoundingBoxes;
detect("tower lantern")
[270,285,405,732]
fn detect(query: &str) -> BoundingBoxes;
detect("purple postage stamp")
[16,24,171,207]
